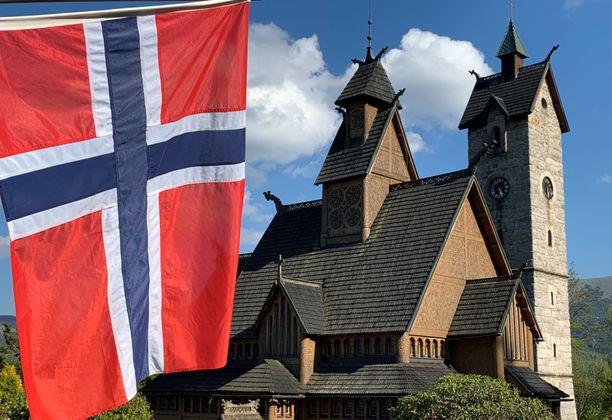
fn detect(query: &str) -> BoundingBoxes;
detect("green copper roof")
[496,20,528,58]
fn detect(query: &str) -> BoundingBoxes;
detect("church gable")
[370,112,415,182]
[410,181,511,338]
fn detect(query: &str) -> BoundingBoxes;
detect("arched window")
[229,343,236,359]
[237,343,243,359]
[548,230,553,247]
[440,340,446,358]
[267,317,273,354]
[344,339,351,357]
[245,343,251,359]
[425,339,431,357]
[253,343,259,359]
[386,337,394,355]
[417,339,423,357]
[494,126,501,144]
[354,339,361,357]
[410,338,416,357]
[364,338,371,356]
[433,340,438,358]
[553,343,557,358]
[326,340,332,356]
[551,291,555,306]
[374,338,382,355]
[334,340,341,357]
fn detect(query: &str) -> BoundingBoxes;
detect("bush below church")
[391,374,554,420]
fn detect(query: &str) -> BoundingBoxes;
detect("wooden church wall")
[410,189,501,339]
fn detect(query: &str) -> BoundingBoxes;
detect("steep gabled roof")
[232,170,475,338]
[459,61,569,133]
[448,276,541,339]
[497,20,528,58]
[142,360,304,396]
[315,106,393,184]
[253,278,325,336]
[335,58,396,107]
[315,105,417,185]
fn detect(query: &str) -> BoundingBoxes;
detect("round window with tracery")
[329,188,344,209]
[329,209,343,229]
[345,206,362,227]
[345,185,361,206]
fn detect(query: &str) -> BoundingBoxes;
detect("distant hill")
[582,276,612,299]
[0,315,16,347]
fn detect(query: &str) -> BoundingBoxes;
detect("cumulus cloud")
[599,174,612,183]
[405,131,430,153]
[382,28,493,129]
[246,23,348,164]
[243,189,273,223]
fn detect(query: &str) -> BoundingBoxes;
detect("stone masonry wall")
[467,79,576,419]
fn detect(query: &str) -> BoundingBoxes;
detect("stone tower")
[459,21,576,419]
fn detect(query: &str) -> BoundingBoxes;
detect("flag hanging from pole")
[0,1,248,418]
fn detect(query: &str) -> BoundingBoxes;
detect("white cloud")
[245,24,492,178]
[0,236,8,260]
[240,227,265,247]
[243,189,273,223]
[406,131,429,153]
[599,174,612,183]
[246,23,348,164]
[382,28,493,130]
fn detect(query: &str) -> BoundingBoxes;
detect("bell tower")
[315,41,417,246]
[459,22,576,419]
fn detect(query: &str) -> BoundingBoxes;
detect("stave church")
[143,19,577,420]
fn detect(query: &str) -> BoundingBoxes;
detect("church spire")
[365,0,374,63]
[497,20,528,79]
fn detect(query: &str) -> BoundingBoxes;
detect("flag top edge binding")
[0,0,249,31]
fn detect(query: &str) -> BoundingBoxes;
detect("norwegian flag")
[0,1,248,418]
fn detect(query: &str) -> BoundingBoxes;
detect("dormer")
[315,48,418,246]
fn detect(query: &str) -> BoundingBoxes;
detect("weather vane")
[367,0,373,49]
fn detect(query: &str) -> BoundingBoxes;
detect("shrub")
[391,374,554,420]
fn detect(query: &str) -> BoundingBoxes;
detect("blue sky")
[0,0,610,315]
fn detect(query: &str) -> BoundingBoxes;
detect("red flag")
[0,1,248,418]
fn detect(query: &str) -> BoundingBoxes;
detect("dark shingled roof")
[307,359,455,396]
[143,360,304,396]
[448,276,519,338]
[459,62,547,129]
[281,279,325,335]
[497,20,528,58]
[232,170,474,338]
[237,253,252,277]
[506,366,570,400]
[335,58,396,107]
[315,106,394,185]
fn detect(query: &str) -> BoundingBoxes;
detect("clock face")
[489,177,510,200]
[542,177,554,200]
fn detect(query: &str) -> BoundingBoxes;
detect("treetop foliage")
[391,374,554,420]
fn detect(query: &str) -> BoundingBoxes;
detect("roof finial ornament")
[263,191,284,213]
[469,139,499,173]
[507,0,514,21]
[545,44,559,62]
[366,0,373,61]
[276,254,283,283]
[468,69,481,80]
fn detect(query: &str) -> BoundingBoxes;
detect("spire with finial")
[366,0,374,62]
[497,18,528,80]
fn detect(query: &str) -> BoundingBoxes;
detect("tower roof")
[496,20,528,58]
[335,50,396,107]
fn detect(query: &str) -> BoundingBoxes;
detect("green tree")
[572,349,611,419]
[0,364,29,420]
[89,394,153,420]
[391,374,554,420]
[0,325,19,372]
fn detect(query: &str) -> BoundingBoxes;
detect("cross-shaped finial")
[507,0,514,20]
